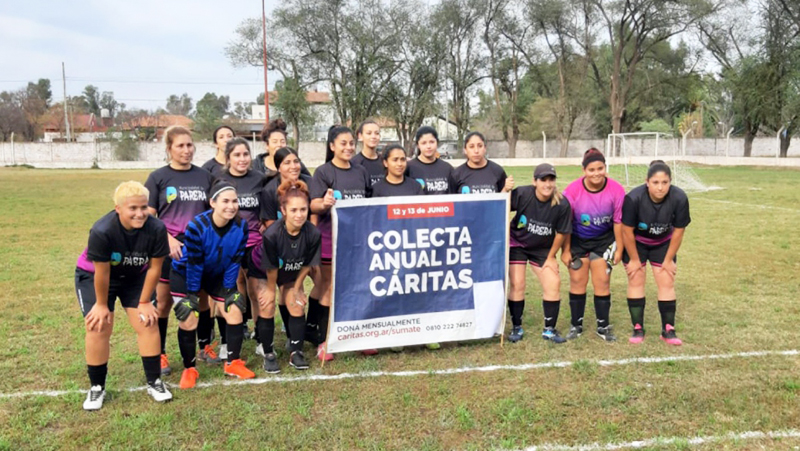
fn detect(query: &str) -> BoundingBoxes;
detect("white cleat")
[83,385,105,411]
[146,378,173,403]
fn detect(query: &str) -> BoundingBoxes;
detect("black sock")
[569,293,586,328]
[226,322,244,361]
[278,304,291,340]
[87,363,108,389]
[256,317,275,354]
[594,295,611,328]
[305,296,320,344]
[243,293,252,322]
[177,328,197,369]
[141,355,161,384]
[627,297,646,328]
[507,299,524,327]
[157,317,169,355]
[658,300,676,331]
[543,300,560,329]
[196,309,212,349]
[288,315,306,353]
[318,305,331,343]
[216,316,227,345]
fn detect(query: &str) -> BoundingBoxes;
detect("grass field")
[0,165,799,450]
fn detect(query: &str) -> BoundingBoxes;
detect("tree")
[27,79,52,109]
[193,93,230,137]
[0,91,27,141]
[82,85,101,116]
[273,77,313,149]
[165,94,193,116]
[231,101,254,120]
[100,92,124,119]
[435,0,488,147]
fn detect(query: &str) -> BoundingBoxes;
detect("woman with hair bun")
[353,119,385,186]
[254,118,311,181]
[561,148,625,342]
[256,179,321,372]
[621,160,690,346]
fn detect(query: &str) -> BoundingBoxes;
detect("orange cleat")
[224,359,255,379]
[160,354,172,376]
[179,367,199,389]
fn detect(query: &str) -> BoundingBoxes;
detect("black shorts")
[509,246,547,267]
[571,232,615,261]
[159,234,185,282]
[245,245,266,280]
[169,270,227,302]
[75,268,148,317]
[623,240,676,267]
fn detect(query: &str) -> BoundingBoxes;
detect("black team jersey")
[217,169,269,248]
[261,219,322,286]
[622,184,691,246]
[351,152,385,186]
[144,165,215,238]
[310,162,371,237]
[259,173,314,222]
[452,160,507,194]
[201,158,225,177]
[76,212,169,281]
[371,177,424,197]
[253,153,312,183]
[406,158,454,195]
[509,186,572,253]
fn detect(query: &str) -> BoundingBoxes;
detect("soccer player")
[217,138,270,357]
[76,181,171,410]
[256,180,321,372]
[170,181,254,388]
[371,144,424,197]
[452,131,514,194]
[145,125,216,375]
[201,125,235,177]
[310,125,371,361]
[406,126,454,195]
[562,148,625,342]
[352,119,385,186]
[621,161,690,345]
[507,164,572,344]
[253,118,311,181]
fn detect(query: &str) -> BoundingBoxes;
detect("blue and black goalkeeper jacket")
[171,210,248,294]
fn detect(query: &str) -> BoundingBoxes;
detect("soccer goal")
[605,132,710,192]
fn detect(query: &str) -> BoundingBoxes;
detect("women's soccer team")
[75,119,690,410]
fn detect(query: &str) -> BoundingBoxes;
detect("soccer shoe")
[596,325,617,342]
[179,367,199,389]
[255,343,265,357]
[541,328,567,344]
[146,378,173,402]
[263,352,281,374]
[218,344,228,360]
[629,324,645,344]
[660,324,683,346]
[289,351,310,370]
[508,326,524,343]
[224,359,255,379]
[198,344,221,364]
[317,343,334,362]
[425,342,441,350]
[566,326,583,340]
[83,385,105,411]
[361,349,379,356]
[160,354,172,376]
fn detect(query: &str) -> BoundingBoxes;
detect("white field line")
[514,429,800,451]
[693,197,800,213]
[0,349,797,399]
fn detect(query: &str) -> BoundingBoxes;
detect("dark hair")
[224,137,251,172]
[260,118,287,142]
[212,125,235,144]
[463,131,486,148]
[356,119,379,137]
[277,179,310,208]
[582,148,606,168]
[381,144,406,174]
[325,125,354,163]
[209,180,237,201]
[273,146,299,169]
[415,125,439,144]
[647,160,672,179]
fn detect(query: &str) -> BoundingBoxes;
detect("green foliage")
[112,132,140,161]
[639,118,673,134]
[193,93,230,138]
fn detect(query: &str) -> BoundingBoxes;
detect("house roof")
[267,91,331,104]
[122,115,194,129]
[41,112,108,133]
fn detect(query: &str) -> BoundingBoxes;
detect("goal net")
[605,132,709,192]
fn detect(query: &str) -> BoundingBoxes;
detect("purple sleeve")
[612,181,625,223]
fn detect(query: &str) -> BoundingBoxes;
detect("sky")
[0,0,279,110]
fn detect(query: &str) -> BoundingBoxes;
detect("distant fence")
[1,137,797,169]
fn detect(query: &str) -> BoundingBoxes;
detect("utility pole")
[62,62,72,141]
[262,0,270,125]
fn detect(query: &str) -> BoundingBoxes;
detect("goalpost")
[606,132,709,192]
